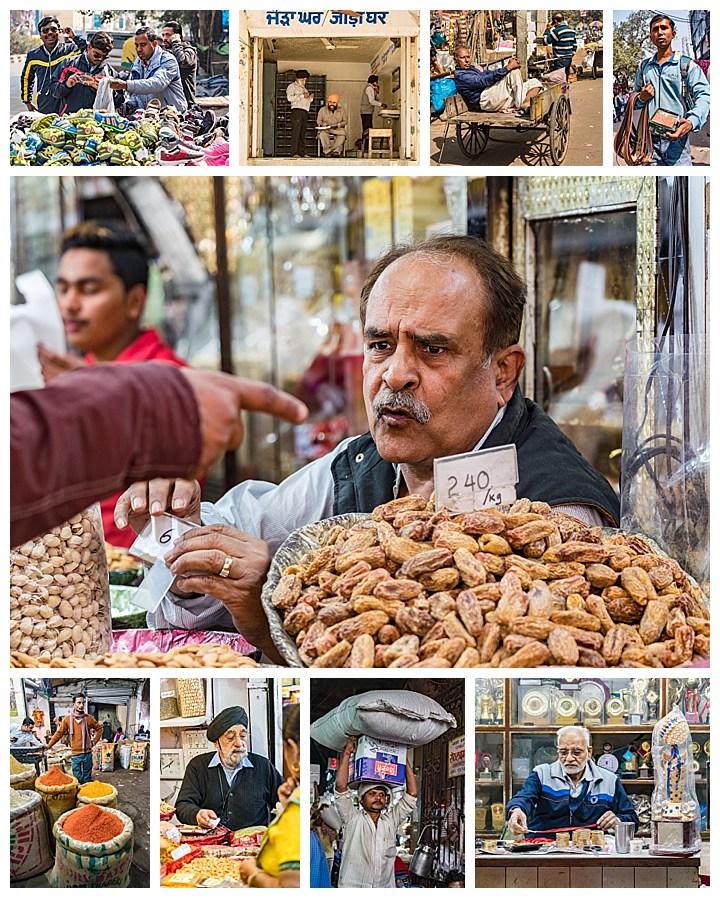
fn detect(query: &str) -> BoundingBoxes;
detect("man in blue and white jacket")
[107,26,187,113]
[506,725,639,835]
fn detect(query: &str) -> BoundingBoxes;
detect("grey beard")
[372,389,432,425]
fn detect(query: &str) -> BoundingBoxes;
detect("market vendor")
[46,693,102,784]
[174,706,283,831]
[334,735,418,888]
[10,717,46,748]
[454,47,542,114]
[106,26,188,114]
[115,234,620,661]
[506,725,639,836]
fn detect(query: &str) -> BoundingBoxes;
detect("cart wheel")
[455,122,489,159]
[549,94,570,165]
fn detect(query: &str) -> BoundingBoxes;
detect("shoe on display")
[156,143,205,165]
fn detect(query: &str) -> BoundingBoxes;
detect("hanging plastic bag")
[94,77,116,113]
[620,335,708,592]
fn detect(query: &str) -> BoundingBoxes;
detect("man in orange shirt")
[47,694,102,784]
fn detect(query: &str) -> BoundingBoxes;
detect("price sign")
[433,444,518,513]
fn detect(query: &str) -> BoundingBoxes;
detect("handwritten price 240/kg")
[446,471,504,506]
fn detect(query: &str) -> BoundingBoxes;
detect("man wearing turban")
[317,93,348,156]
[175,706,283,830]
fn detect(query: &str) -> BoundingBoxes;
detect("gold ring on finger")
[218,556,233,578]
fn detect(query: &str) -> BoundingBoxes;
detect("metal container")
[409,825,436,878]
[615,821,636,853]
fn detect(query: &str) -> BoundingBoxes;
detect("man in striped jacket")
[542,13,577,76]
[20,15,86,113]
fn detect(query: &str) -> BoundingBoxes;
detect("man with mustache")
[506,725,639,835]
[46,693,102,784]
[175,706,283,831]
[334,735,418,888]
[115,235,619,662]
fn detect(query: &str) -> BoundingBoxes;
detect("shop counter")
[475,847,700,888]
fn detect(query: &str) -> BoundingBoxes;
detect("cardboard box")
[350,735,407,786]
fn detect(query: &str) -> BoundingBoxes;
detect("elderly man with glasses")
[506,725,639,836]
[175,705,283,831]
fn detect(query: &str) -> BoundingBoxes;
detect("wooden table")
[475,848,700,888]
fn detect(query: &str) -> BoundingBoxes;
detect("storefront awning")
[247,9,420,38]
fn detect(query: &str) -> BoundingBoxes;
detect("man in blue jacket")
[506,725,639,835]
[107,26,187,113]
[51,31,124,115]
[634,14,710,166]
[20,15,86,113]
[454,46,542,113]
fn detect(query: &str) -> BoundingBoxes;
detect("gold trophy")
[582,697,603,727]
[521,690,550,725]
[491,802,505,831]
[556,696,578,726]
[606,696,626,725]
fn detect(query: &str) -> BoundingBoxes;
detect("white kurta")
[335,788,417,888]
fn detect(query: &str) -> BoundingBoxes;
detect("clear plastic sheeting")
[620,335,708,593]
[650,706,701,856]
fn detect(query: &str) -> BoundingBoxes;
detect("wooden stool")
[366,128,393,159]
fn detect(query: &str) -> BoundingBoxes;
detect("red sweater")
[87,329,187,547]
[11,363,199,547]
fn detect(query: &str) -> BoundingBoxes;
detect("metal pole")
[212,176,238,490]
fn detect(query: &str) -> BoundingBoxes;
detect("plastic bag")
[650,706,701,856]
[430,76,457,113]
[310,690,456,750]
[94,77,116,113]
[621,336,708,592]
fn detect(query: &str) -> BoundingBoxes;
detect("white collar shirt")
[334,788,417,888]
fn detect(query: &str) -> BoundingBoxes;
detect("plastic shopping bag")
[94,77,116,113]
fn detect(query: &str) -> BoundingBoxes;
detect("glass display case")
[475,678,709,843]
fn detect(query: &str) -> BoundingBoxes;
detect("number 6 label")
[433,444,518,513]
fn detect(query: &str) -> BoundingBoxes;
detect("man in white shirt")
[286,68,313,157]
[114,235,620,660]
[334,735,418,888]
[360,74,386,139]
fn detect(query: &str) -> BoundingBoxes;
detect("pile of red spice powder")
[62,804,124,843]
[38,765,74,786]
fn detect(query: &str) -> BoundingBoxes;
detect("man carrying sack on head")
[175,706,283,830]
[46,693,102,784]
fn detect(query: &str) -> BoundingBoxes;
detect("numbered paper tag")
[433,444,518,513]
[128,514,199,612]
[129,513,199,565]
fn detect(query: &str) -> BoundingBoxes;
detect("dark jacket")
[175,751,283,831]
[166,36,198,105]
[50,51,122,114]
[20,36,87,111]
[506,759,639,833]
[331,385,620,524]
[454,64,510,109]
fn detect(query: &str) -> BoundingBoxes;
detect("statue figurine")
[682,680,701,724]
